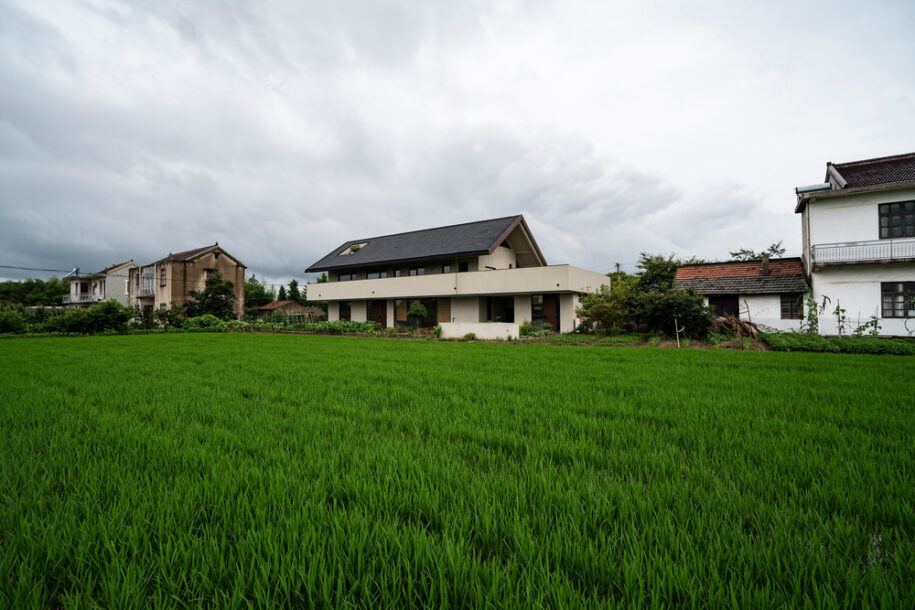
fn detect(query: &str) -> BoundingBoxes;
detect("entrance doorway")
[368,300,387,328]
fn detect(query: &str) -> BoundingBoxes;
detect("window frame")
[338,272,356,282]
[458,262,469,272]
[780,293,803,320]
[409,267,425,276]
[879,201,915,239]
[442,264,451,273]
[160,268,167,287]
[339,300,352,321]
[366,271,387,279]
[881,282,915,318]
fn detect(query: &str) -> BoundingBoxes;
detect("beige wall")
[478,246,517,270]
[150,250,245,317]
[439,322,519,340]
[350,300,367,322]
[560,293,579,334]
[514,294,532,323]
[327,301,340,321]
[450,297,480,323]
[308,265,609,301]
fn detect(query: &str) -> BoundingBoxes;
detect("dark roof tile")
[831,152,915,188]
[674,258,806,295]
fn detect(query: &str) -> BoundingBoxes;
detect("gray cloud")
[1,0,913,286]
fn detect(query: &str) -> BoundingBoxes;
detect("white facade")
[64,261,136,307]
[701,294,803,332]
[800,185,915,337]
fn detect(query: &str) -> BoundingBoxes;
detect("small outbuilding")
[674,257,807,331]
[258,301,324,324]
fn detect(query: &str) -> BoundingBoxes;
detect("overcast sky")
[1,0,913,288]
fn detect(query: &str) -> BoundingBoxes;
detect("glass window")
[339,301,351,321]
[160,268,166,286]
[366,271,387,279]
[338,272,355,281]
[442,264,451,273]
[394,270,402,277]
[458,262,469,272]
[881,282,915,318]
[879,202,915,238]
[409,267,425,276]
[780,293,803,319]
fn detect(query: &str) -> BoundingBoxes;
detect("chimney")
[761,254,771,276]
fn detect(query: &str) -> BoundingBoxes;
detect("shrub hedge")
[761,332,915,355]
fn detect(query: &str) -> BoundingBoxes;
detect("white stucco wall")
[439,322,519,340]
[327,301,339,321]
[807,187,915,246]
[559,293,579,334]
[742,294,803,332]
[811,263,915,336]
[477,246,517,270]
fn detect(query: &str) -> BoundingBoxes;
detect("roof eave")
[795,179,915,213]
[305,249,493,273]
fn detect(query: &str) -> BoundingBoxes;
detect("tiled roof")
[152,244,217,265]
[830,152,915,188]
[306,216,541,272]
[97,260,134,274]
[674,258,806,295]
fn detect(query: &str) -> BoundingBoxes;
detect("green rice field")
[1,334,913,608]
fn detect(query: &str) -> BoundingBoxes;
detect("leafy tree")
[0,277,69,306]
[729,240,786,261]
[287,279,302,304]
[407,301,428,327]
[244,275,274,309]
[185,274,237,320]
[278,285,287,301]
[636,253,704,293]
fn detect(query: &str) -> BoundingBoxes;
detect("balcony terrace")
[811,238,915,268]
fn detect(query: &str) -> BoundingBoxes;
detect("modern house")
[796,152,915,336]
[674,257,806,331]
[305,215,609,336]
[63,261,138,308]
[127,243,246,317]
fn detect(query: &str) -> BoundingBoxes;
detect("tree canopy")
[729,241,786,261]
[185,274,237,320]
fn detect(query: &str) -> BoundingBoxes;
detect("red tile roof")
[675,258,803,280]
[258,301,323,313]
[674,258,806,295]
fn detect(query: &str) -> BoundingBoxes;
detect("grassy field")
[1,334,913,608]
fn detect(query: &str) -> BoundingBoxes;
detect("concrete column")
[328,301,339,321]
[350,300,367,322]
[559,293,579,334]
[514,294,532,324]
[386,299,394,328]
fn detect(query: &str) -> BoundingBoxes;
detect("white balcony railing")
[62,294,104,304]
[811,238,915,267]
[137,279,156,297]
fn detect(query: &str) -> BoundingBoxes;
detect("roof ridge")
[678,257,802,268]
[340,215,522,246]
[833,151,915,168]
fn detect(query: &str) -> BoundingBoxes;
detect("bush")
[184,314,227,331]
[43,300,132,334]
[629,288,714,339]
[463,332,477,341]
[519,321,540,337]
[0,309,26,334]
[289,320,380,334]
[761,333,915,355]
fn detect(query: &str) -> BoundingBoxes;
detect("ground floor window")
[339,301,351,321]
[394,298,436,327]
[531,294,544,326]
[881,282,915,318]
[780,293,803,319]
[486,296,514,323]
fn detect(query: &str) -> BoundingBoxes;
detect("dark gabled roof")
[97,260,135,274]
[674,258,806,295]
[829,152,915,188]
[148,243,246,268]
[797,152,915,213]
[258,300,322,312]
[305,215,545,272]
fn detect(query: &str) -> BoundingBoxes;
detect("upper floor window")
[442,264,451,273]
[879,202,915,239]
[338,272,356,281]
[394,270,402,277]
[409,267,425,276]
[366,271,387,279]
[160,268,166,286]
[204,269,215,280]
[459,262,469,272]
[881,282,915,318]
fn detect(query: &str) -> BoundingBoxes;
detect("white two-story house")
[796,152,915,336]
[63,260,137,308]
[305,215,609,337]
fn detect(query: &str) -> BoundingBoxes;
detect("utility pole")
[615,263,621,283]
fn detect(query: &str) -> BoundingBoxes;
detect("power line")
[0,264,74,273]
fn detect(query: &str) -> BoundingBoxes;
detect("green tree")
[287,279,302,304]
[244,275,273,309]
[0,277,69,306]
[636,254,696,293]
[278,285,287,301]
[185,274,237,320]
[729,240,786,261]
